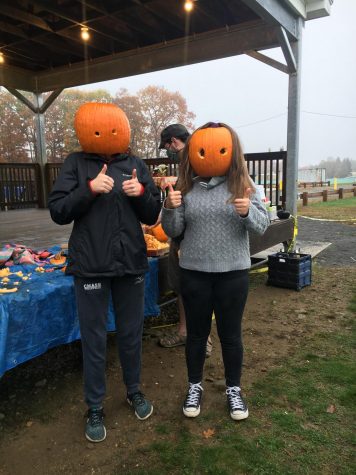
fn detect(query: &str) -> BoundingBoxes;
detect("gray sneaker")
[85,407,106,442]
[127,391,153,420]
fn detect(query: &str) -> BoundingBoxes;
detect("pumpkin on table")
[74,102,130,155]
[151,223,169,243]
[188,125,232,177]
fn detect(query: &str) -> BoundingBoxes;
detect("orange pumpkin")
[151,223,169,243]
[74,102,130,155]
[188,126,232,177]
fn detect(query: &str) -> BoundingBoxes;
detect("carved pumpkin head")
[188,124,233,177]
[74,102,130,155]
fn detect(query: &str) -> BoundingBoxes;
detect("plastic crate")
[267,252,312,291]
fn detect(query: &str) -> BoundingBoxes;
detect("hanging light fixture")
[184,1,195,13]
[80,26,90,41]
[0,52,4,64]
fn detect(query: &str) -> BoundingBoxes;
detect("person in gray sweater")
[161,122,269,421]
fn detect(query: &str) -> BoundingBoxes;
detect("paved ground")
[1,210,355,266]
[297,217,356,266]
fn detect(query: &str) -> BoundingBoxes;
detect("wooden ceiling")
[0,0,300,92]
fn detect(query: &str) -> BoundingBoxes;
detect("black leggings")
[180,268,249,387]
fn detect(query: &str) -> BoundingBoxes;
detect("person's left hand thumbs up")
[233,187,251,216]
[122,168,144,197]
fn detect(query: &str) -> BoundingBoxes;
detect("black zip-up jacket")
[48,152,161,278]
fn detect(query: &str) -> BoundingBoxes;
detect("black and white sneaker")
[226,386,249,420]
[183,382,203,418]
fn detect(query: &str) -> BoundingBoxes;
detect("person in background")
[161,122,269,420]
[157,124,213,358]
[48,103,161,443]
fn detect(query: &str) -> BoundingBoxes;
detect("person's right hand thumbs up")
[233,187,252,216]
[165,183,182,209]
[89,163,114,194]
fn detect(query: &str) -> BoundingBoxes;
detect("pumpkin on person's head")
[188,125,233,177]
[74,102,130,155]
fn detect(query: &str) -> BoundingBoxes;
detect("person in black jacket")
[48,102,161,443]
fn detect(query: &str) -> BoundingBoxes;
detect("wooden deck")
[0,209,73,249]
[0,209,294,254]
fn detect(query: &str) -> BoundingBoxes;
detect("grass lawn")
[298,197,356,222]
[123,280,356,475]
[298,197,356,221]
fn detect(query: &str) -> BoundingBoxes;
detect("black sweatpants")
[74,274,145,408]
[180,268,249,387]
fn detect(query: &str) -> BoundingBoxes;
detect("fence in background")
[0,163,44,210]
[300,187,356,206]
[145,151,287,208]
[1,151,287,210]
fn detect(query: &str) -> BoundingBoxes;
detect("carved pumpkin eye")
[198,148,205,159]
[220,147,227,155]
[112,129,117,135]
[95,131,100,137]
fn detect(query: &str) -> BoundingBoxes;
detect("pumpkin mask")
[74,102,131,155]
[188,124,233,177]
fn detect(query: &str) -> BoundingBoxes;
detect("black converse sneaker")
[226,386,249,420]
[183,382,203,418]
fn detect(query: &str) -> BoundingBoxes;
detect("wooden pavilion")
[0,0,332,239]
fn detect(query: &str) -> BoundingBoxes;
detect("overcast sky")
[77,0,356,167]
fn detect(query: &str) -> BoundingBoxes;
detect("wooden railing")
[0,163,43,210]
[1,151,287,210]
[145,151,287,208]
[300,187,356,206]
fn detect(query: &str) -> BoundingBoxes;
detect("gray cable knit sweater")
[161,180,270,272]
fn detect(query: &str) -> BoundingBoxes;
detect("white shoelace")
[185,383,203,406]
[226,386,245,411]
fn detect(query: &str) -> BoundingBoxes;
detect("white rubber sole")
[85,426,107,443]
[230,409,249,421]
[183,406,201,418]
[127,399,154,420]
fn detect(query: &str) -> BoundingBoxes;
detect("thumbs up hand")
[233,187,252,216]
[165,183,182,209]
[122,168,144,197]
[90,164,114,194]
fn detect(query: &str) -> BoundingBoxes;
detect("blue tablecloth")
[0,258,159,378]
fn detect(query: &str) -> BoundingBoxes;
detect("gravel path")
[297,217,356,266]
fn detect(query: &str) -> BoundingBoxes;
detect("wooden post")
[338,188,344,199]
[353,187,356,197]
[302,191,308,206]
[322,190,328,202]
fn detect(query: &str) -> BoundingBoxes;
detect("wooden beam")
[32,21,281,92]
[277,26,297,73]
[0,20,28,39]
[245,50,288,74]
[241,0,299,39]
[1,4,53,32]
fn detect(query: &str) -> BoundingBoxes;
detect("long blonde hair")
[177,122,254,200]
